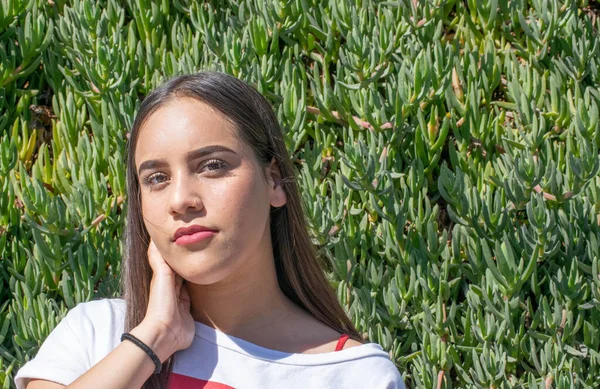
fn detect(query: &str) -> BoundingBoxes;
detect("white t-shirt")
[15,298,405,389]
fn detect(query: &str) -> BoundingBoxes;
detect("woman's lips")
[173,224,218,245]
[174,230,217,246]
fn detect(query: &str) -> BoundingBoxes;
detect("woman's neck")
[185,248,299,338]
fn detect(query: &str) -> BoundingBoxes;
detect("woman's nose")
[167,173,203,216]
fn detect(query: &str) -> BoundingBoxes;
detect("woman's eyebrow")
[185,145,237,160]
[137,159,166,176]
[137,145,237,175]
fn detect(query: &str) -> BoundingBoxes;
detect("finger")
[179,282,191,309]
[175,274,184,291]
[147,239,173,276]
[147,239,161,272]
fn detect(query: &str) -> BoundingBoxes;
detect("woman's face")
[134,97,286,284]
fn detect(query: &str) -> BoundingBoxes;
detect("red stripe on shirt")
[169,373,236,389]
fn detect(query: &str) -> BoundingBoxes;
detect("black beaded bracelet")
[121,332,162,375]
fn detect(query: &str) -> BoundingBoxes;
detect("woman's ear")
[267,157,287,208]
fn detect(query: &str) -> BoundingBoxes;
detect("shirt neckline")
[110,298,389,366]
[191,320,388,366]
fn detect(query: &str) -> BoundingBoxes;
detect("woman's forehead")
[134,98,246,164]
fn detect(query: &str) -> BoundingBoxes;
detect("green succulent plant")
[1,0,599,387]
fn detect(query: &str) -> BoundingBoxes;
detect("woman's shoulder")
[338,337,363,350]
[71,297,126,314]
[62,298,127,361]
[329,339,405,388]
[62,298,126,342]
[66,298,125,324]
[13,298,127,388]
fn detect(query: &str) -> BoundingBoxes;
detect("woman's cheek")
[140,198,166,241]
[217,182,267,237]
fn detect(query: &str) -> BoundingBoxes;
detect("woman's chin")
[174,258,234,286]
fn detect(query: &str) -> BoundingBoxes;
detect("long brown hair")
[121,72,362,388]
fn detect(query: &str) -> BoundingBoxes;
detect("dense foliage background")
[1,0,600,387]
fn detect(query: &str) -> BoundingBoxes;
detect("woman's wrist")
[129,321,178,364]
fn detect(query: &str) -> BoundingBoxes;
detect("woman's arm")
[26,381,64,389]
[23,240,194,389]
[25,321,176,389]
[27,323,177,389]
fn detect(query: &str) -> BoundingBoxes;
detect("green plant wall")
[1,0,599,388]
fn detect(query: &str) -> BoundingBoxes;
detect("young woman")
[15,72,405,389]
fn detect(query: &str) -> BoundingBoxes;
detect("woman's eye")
[143,173,168,187]
[202,159,227,172]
